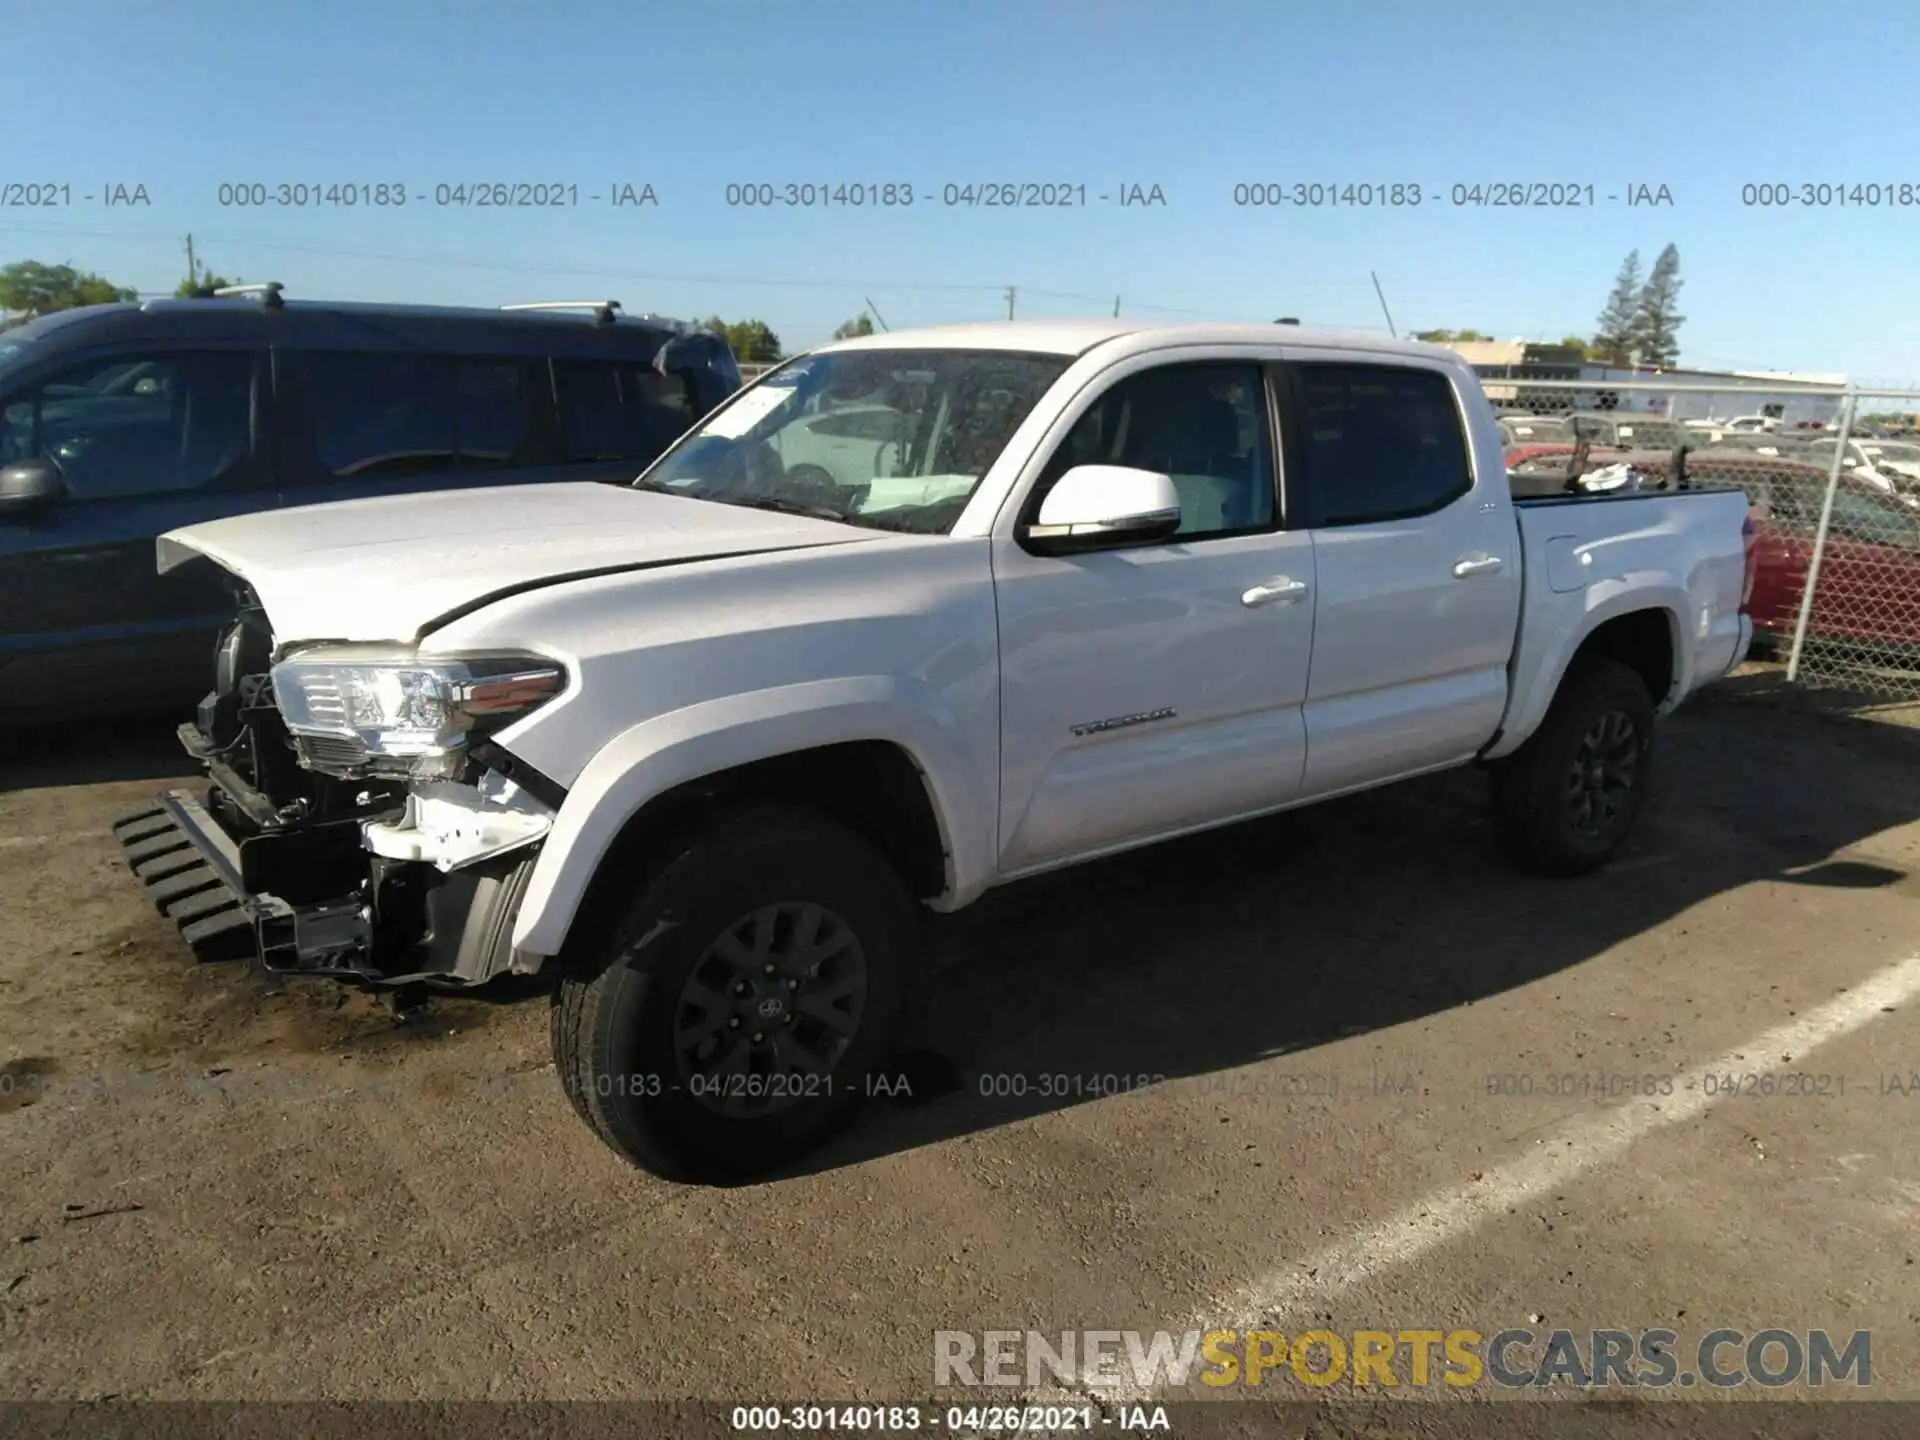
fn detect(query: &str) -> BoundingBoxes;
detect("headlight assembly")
[269,647,565,780]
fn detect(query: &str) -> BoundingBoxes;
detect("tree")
[1557,335,1595,356]
[1411,327,1491,343]
[176,271,242,297]
[832,312,875,340]
[0,260,138,320]
[1592,251,1643,365]
[701,316,783,363]
[1630,243,1684,368]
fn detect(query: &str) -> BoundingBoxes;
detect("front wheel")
[550,807,917,1183]
[1489,658,1656,877]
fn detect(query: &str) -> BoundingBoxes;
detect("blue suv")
[0,288,739,723]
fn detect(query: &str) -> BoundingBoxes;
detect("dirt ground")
[3,663,1920,1422]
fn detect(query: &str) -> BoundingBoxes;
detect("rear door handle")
[1242,577,1309,608]
[1452,555,1504,578]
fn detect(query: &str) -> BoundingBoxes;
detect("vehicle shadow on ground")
[0,713,201,794]
[782,677,1920,1182]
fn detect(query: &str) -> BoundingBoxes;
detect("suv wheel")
[551,807,916,1183]
[1490,658,1656,877]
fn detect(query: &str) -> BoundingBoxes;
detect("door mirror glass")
[0,456,67,519]
[1024,464,1181,552]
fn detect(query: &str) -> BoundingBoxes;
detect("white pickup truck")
[116,320,1754,1182]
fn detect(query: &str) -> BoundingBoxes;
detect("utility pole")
[184,234,198,290]
[862,295,891,332]
[1005,286,1016,320]
[1370,270,1397,339]
[1113,295,1121,317]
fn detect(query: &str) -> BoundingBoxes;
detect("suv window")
[303,353,539,478]
[306,353,459,478]
[0,350,255,500]
[1293,364,1472,526]
[554,360,691,463]
[453,359,535,469]
[1040,362,1275,538]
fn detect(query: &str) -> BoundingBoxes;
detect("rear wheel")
[550,807,916,1183]
[1490,658,1656,877]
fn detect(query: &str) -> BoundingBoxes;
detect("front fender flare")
[509,675,989,957]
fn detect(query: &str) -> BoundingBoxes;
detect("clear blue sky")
[7,0,1918,382]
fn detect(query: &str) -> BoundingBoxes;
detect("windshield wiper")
[722,494,857,523]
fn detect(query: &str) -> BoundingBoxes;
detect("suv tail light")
[1739,512,1759,614]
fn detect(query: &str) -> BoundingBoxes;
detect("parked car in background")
[1530,446,1920,660]
[1504,440,1619,471]
[1802,436,1920,502]
[1564,412,1683,451]
[1498,414,1573,448]
[0,291,740,723]
[1745,463,1920,657]
[1724,414,1780,433]
[1705,432,1818,461]
[117,319,1754,1180]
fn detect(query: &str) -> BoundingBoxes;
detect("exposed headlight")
[269,647,565,780]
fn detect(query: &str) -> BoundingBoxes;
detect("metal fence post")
[1785,387,1859,682]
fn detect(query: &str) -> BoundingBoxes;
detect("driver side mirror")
[1022,465,1182,554]
[0,456,66,520]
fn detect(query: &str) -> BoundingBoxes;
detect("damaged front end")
[114,584,567,990]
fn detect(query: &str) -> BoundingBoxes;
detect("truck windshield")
[633,348,1071,533]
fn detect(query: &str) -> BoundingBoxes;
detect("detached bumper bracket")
[112,790,264,963]
[116,788,384,979]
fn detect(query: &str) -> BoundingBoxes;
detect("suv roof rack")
[199,281,286,309]
[501,299,622,326]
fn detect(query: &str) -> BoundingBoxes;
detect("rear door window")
[1290,363,1472,526]
[303,353,542,478]
[553,360,690,463]
[454,359,536,468]
[306,354,459,479]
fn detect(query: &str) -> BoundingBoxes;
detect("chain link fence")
[1494,377,1920,704]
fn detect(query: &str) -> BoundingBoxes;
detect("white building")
[1443,341,1846,428]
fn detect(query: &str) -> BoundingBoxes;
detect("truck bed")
[1485,480,1753,760]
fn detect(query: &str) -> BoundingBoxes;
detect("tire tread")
[1490,657,1656,878]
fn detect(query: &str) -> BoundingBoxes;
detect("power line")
[0,223,1013,295]
[0,223,1352,322]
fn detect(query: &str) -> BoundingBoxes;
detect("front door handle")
[1452,555,1505,578]
[1242,577,1309,608]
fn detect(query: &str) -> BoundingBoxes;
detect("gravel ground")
[2,664,1918,1429]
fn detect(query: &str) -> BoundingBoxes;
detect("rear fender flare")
[1486,586,1686,761]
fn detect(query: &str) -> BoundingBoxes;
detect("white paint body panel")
[156,482,868,643]
[154,321,1753,959]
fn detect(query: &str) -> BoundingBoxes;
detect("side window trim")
[1277,358,1476,529]
[1014,358,1287,552]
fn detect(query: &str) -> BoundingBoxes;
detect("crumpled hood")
[157,481,871,643]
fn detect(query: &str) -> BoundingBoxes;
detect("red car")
[1503,440,1627,469]
[1745,466,1920,656]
